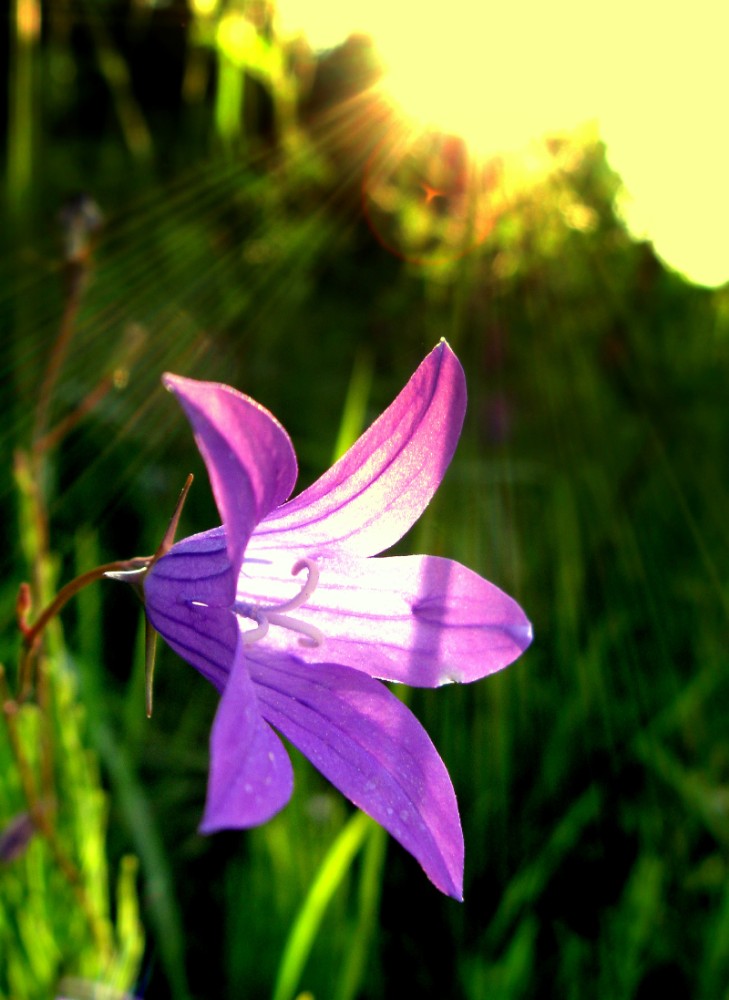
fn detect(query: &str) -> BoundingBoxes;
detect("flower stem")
[18,556,152,700]
[31,268,83,453]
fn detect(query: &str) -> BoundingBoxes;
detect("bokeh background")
[2,2,729,998]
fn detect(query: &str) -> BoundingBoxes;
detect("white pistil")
[239,558,323,648]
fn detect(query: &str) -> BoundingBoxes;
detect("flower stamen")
[238,558,323,648]
[273,559,320,612]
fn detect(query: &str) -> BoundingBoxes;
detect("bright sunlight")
[279,0,729,286]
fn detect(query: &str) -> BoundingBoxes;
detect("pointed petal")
[249,649,464,899]
[143,545,293,829]
[252,341,467,557]
[237,549,533,687]
[201,627,294,831]
[163,374,298,576]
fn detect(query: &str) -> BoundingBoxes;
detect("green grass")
[2,8,729,999]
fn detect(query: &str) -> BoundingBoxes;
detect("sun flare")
[279,0,729,286]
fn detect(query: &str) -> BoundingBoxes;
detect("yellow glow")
[278,0,729,286]
[377,2,602,157]
[190,0,218,16]
[597,1,729,287]
[276,0,372,48]
[217,11,256,60]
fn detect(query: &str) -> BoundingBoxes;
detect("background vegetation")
[2,3,729,998]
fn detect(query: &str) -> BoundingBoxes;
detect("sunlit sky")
[276,0,729,287]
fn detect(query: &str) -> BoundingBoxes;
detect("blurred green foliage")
[2,2,729,999]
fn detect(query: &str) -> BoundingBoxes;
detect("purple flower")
[143,341,532,899]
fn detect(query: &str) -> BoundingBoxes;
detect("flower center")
[235,558,324,648]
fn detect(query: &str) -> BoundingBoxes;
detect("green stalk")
[271,811,372,1000]
[334,821,387,1000]
[6,0,40,227]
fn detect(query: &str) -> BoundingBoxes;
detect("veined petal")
[143,539,294,828]
[163,374,298,576]
[146,526,233,610]
[201,623,294,831]
[144,584,237,692]
[237,550,533,687]
[248,649,464,899]
[251,341,466,557]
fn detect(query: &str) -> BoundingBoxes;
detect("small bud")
[16,582,33,637]
[58,193,103,265]
[0,812,35,863]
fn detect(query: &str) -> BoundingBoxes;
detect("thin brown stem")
[31,276,82,452]
[32,375,113,456]
[32,320,147,458]
[18,556,152,699]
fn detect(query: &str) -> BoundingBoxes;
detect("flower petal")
[201,626,294,831]
[144,539,294,828]
[248,648,464,899]
[251,340,467,557]
[237,549,533,687]
[163,374,298,576]
[146,526,233,614]
[144,574,237,692]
